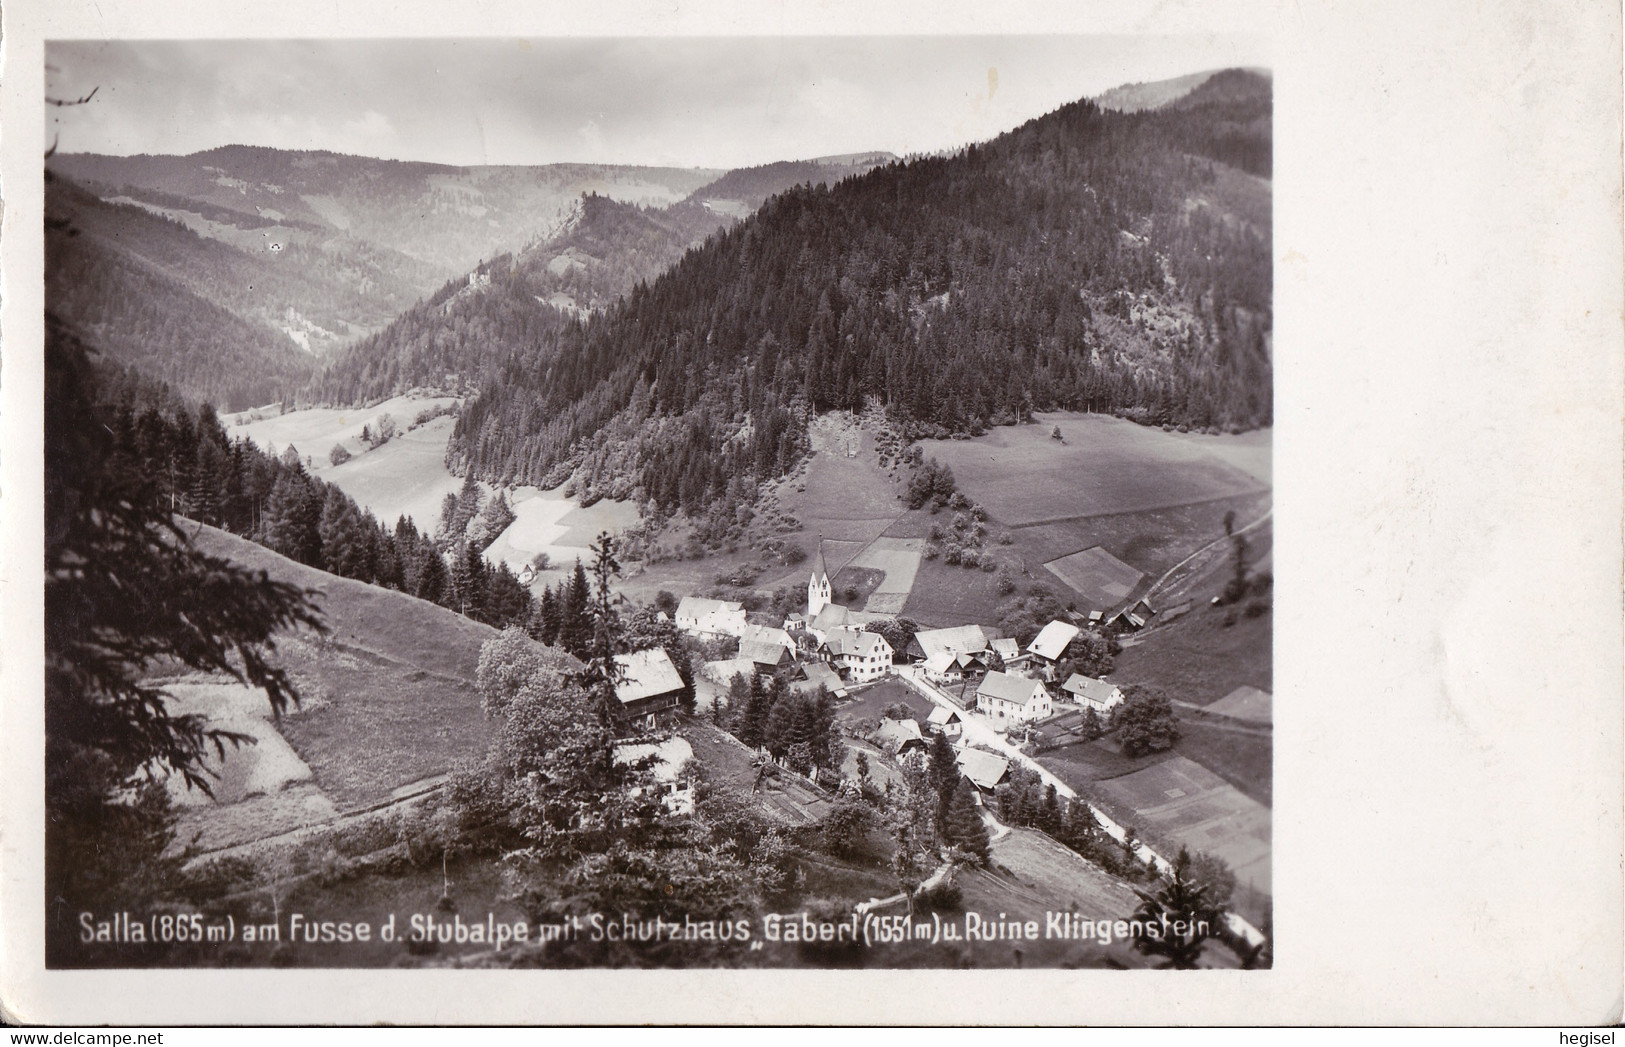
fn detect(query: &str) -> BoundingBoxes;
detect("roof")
[701,657,757,685]
[823,626,890,659]
[990,637,1021,661]
[811,603,850,632]
[926,706,962,726]
[956,748,1011,791]
[740,624,794,650]
[1028,620,1081,661]
[739,640,792,667]
[923,651,959,675]
[875,718,924,746]
[612,736,694,782]
[791,663,845,695]
[912,624,993,661]
[613,648,687,704]
[977,670,1047,706]
[675,596,742,619]
[810,542,829,581]
[1062,673,1122,703]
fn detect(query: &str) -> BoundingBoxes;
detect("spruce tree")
[944,777,991,864]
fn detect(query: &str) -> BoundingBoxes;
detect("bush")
[916,879,963,913]
[328,443,352,467]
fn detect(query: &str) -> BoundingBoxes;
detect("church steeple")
[807,538,831,617]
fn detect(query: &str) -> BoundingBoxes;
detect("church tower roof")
[810,540,828,581]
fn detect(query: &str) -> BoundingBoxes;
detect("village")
[603,540,1267,952]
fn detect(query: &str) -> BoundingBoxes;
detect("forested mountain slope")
[445,73,1272,516]
[309,156,895,403]
[46,180,316,409]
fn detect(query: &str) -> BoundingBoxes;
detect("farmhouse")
[613,648,688,727]
[612,736,696,816]
[976,670,1054,725]
[926,705,964,739]
[1061,673,1125,715]
[874,717,927,756]
[740,623,796,654]
[956,748,1011,794]
[922,650,978,684]
[790,662,848,700]
[674,597,747,639]
[1027,620,1081,671]
[739,639,793,673]
[907,624,995,663]
[820,627,893,684]
[989,637,1029,672]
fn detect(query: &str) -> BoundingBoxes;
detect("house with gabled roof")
[790,662,847,700]
[674,596,747,639]
[907,624,994,663]
[988,636,1028,672]
[922,649,991,684]
[613,648,688,727]
[820,626,893,684]
[926,705,964,739]
[1061,673,1125,715]
[613,735,696,815]
[1028,620,1081,665]
[740,622,796,654]
[739,639,793,673]
[975,670,1053,725]
[956,747,1011,793]
[875,717,927,756]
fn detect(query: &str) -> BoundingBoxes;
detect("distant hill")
[443,81,1273,534]
[47,147,723,277]
[686,154,897,217]
[46,178,316,409]
[309,155,895,404]
[1094,67,1271,113]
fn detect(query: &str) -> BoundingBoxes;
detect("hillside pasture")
[1111,599,1272,705]
[917,414,1267,526]
[227,393,459,462]
[319,416,464,530]
[1090,755,1271,896]
[188,525,502,809]
[769,416,907,551]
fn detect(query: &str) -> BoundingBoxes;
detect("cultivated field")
[157,676,342,855]
[834,678,936,724]
[482,486,641,584]
[1207,686,1271,724]
[1090,755,1271,896]
[1044,545,1145,611]
[838,536,924,614]
[918,413,1268,526]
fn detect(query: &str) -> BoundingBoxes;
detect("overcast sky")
[46,37,1268,169]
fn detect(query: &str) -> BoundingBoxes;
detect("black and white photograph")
[39,35,1273,971]
[4,0,1622,1029]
